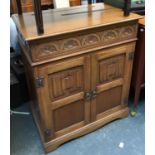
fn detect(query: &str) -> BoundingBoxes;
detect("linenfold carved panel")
[99,54,125,84]
[48,67,84,101]
[31,24,137,61]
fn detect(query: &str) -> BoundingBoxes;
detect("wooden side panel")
[70,0,81,6]
[11,0,80,13]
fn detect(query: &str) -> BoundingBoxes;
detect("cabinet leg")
[134,84,141,108]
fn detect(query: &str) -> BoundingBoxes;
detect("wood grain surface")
[12,3,142,41]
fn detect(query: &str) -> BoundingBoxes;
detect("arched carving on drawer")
[82,34,100,46]
[120,26,135,38]
[62,39,81,51]
[37,43,58,57]
[36,43,58,58]
[101,30,118,43]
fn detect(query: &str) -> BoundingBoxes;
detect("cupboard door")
[91,43,135,121]
[35,55,91,140]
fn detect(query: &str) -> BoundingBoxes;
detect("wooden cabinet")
[34,42,135,141]
[11,0,53,13]
[12,3,141,153]
[70,0,81,6]
[11,0,81,13]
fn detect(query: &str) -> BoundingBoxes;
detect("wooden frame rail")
[15,0,131,34]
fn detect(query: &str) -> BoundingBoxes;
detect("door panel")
[53,100,84,132]
[48,66,84,101]
[36,55,91,139]
[91,43,135,121]
[96,86,122,114]
[99,55,125,84]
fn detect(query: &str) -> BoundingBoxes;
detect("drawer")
[29,22,138,62]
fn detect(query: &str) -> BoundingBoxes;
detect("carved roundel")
[62,39,81,50]
[82,34,100,46]
[101,30,118,42]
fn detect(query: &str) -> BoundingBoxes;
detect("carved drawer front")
[30,23,137,62]
[48,67,84,101]
[99,55,125,84]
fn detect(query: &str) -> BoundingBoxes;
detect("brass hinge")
[128,52,134,60]
[35,77,44,88]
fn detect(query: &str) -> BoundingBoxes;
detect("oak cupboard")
[12,3,141,153]
[11,0,53,13]
[11,0,81,13]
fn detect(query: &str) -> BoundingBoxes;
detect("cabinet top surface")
[12,3,141,41]
[138,17,145,26]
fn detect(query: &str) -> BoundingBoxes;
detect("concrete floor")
[11,99,145,155]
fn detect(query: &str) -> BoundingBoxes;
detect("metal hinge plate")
[35,77,44,88]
